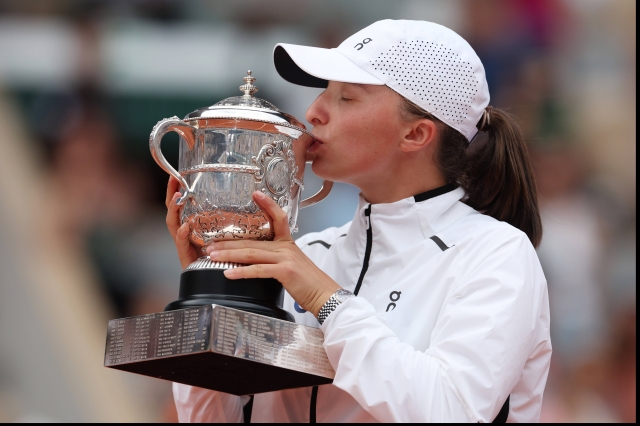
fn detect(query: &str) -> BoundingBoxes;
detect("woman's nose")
[305,93,328,127]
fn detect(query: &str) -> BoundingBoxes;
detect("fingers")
[175,222,196,269]
[165,176,181,208]
[165,176,199,269]
[205,239,294,254]
[209,248,281,265]
[223,263,281,280]
[252,191,292,241]
[166,192,182,239]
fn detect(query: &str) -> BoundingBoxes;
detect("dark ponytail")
[402,100,543,247]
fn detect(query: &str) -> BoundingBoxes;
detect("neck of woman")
[356,160,447,205]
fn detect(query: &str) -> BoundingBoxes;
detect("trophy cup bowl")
[104,71,336,395]
[149,71,332,321]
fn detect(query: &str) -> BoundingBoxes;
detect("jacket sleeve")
[320,233,549,422]
[173,383,250,423]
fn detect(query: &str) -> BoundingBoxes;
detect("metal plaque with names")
[104,305,334,395]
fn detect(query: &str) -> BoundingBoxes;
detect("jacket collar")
[347,184,471,257]
[413,183,459,203]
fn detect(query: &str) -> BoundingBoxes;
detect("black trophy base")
[109,351,332,395]
[164,266,294,323]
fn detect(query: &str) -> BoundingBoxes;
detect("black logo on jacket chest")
[386,291,401,312]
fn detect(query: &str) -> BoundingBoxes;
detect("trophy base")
[164,296,294,322]
[105,305,334,395]
[165,261,294,323]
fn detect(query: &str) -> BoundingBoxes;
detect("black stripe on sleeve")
[307,234,346,249]
[307,240,332,249]
[430,235,451,252]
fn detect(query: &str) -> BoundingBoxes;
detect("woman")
[166,20,551,423]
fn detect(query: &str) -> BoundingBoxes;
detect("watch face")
[335,289,354,303]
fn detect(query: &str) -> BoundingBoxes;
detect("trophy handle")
[150,116,197,205]
[299,153,334,208]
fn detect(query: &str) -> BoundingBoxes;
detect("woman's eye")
[341,97,353,102]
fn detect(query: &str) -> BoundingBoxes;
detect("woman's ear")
[400,119,438,153]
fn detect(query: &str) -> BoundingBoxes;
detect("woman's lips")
[307,137,324,154]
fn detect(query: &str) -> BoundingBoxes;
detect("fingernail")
[254,191,266,199]
[223,269,236,278]
[209,251,219,260]
[205,246,215,254]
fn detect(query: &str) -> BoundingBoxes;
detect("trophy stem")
[165,257,294,323]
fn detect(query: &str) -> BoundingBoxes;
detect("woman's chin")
[310,159,344,183]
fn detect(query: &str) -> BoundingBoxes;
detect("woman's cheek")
[311,146,364,182]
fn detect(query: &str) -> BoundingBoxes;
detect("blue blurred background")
[0,0,635,422]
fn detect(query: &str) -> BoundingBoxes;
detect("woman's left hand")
[206,191,341,317]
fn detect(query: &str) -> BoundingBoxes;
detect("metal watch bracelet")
[317,289,355,325]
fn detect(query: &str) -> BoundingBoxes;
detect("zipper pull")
[364,204,371,229]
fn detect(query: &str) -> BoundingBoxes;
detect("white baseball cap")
[274,19,490,141]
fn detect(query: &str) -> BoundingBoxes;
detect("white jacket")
[174,185,552,423]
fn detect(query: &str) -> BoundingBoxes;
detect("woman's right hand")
[165,176,201,269]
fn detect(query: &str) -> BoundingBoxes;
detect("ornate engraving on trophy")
[265,158,289,195]
[229,211,270,238]
[181,164,260,175]
[174,136,302,245]
[149,72,329,249]
[252,139,299,201]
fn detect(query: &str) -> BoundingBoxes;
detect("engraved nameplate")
[105,305,334,395]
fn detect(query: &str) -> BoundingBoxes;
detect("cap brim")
[274,43,384,88]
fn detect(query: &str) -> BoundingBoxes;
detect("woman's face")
[305,81,409,188]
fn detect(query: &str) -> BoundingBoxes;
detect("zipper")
[354,204,372,296]
[310,205,372,423]
[309,385,319,423]
[243,395,254,423]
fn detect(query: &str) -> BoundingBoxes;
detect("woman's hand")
[165,176,201,269]
[206,191,341,317]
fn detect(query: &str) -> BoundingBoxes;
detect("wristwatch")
[317,289,355,325]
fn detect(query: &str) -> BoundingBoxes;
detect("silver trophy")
[104,72,335,394]
[151,70,332,320]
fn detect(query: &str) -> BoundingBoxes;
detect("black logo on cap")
[355,38,372,51]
